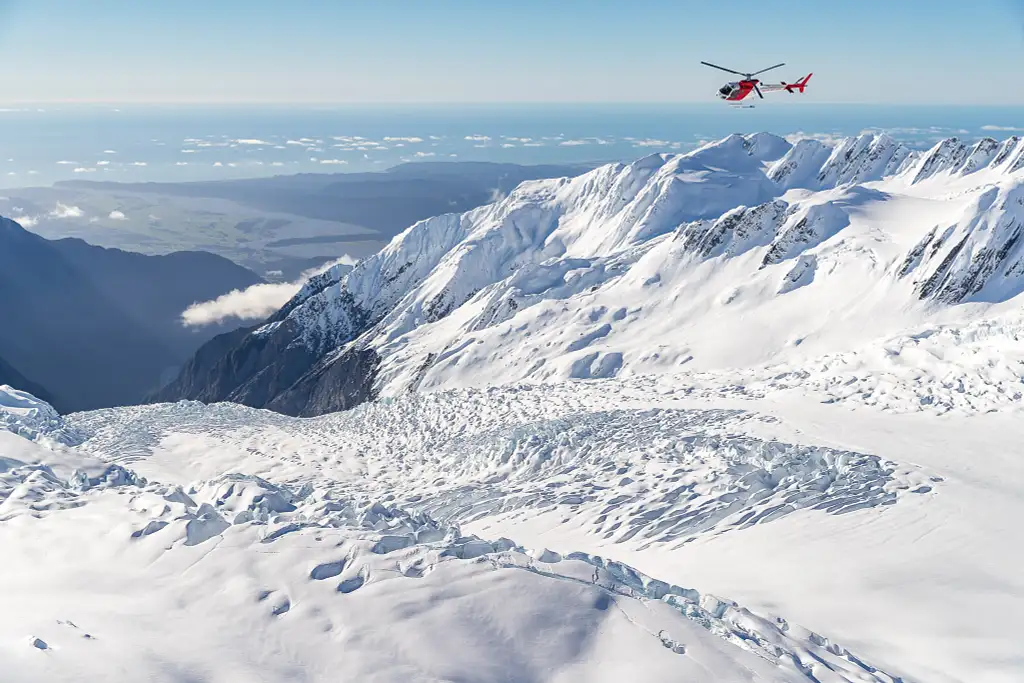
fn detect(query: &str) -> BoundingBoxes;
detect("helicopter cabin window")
[719,85,733,96]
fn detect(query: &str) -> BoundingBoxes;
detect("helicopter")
[701,61,812,103]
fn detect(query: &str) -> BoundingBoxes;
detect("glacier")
[7,130,1024,682]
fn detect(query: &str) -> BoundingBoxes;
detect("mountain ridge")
[154,131,1024,416]
[0,217,263,411]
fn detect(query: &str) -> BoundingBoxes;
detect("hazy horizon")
[3,102,1024,189]
[2,0,1024,105]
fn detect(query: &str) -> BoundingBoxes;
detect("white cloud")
[97,160,110,166]
[181,282,303,327]
[383,136,424,143]
[465,134,491,142]
[271,161,285,167]
[783,131,847,146]
[501,143,516,148]
[182,149,197,154]
[632,139,671,148]
[102,150,116,154]
[176,161,189,166]
[50,203,84,218]
[131,161,147,166]
[981,125,1024,132]
[56,160,78,165]
[213,162,223,167]
[108,210,127,220]
[559,139,590,146]
[319,159,348,165]
[414,151,435,158]
[12,215,37,227]
[73,167,96,173]
[182,255,358,327]
[234,138,270,145]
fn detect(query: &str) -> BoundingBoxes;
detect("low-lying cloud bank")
[181,256,357,327]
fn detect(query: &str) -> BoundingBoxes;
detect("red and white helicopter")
[701,61,812,104]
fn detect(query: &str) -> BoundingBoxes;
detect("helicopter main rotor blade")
[700,61,746,77]
[749,63,786,77]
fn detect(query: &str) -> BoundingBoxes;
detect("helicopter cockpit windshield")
[718,83,736,98]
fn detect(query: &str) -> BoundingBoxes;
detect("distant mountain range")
[0,161,597,281]
[0,217,262,411]
[154,132,1024,416]
[58,161,595,239]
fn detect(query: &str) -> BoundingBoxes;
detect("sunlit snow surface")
[9,356,1023,682]
[6,131,1024,682]
[0,381,929,683]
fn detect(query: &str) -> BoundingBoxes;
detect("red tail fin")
[786,73,812,94]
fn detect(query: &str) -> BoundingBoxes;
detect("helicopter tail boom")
[784,73,813,93]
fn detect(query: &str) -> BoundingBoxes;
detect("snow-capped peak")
[164,131,1024,417]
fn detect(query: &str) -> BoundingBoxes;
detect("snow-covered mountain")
[8,130,1024,682]
[157,131,1024,416]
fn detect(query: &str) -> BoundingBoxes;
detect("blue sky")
[1,0,1023,104]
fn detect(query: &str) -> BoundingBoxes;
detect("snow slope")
[8,131,1024,681]
[158,131,1024,416]
[5,351,1023,682]
[1,385,916,683]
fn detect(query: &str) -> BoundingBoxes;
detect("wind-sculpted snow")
[0,385,83,446]
[68,383,931,555]
[1,390,911,682]
[0,422,142,523]
[623,314,1024,416]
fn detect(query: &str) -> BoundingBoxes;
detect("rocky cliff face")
[899,183,1024,303]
